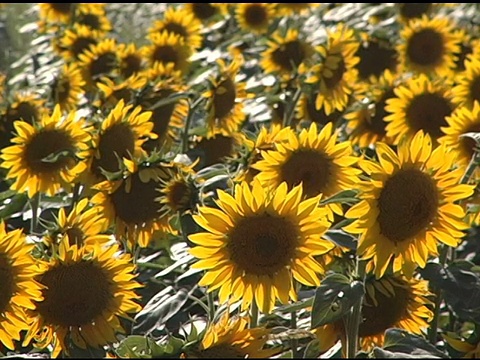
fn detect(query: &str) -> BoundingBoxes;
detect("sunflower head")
[39,3,76,24]
[396,3,433,23]
[452,55,480,108]
[57,24,102,61]
[51,63,86,112]
[355,35,398,84]
[235,3,276,34]
[183,3,229,24]
[190,180,334,313]
[74,3,112,33]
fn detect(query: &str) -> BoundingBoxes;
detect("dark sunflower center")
[38,260,112,327]
[406,28,444,67]
[213,77,236,120]
[305,93,340,125]
[0,254,14,313]
[65,227,85,247]
[71,37,97,59]
[51,3,74,15]
[467,76,480,105]
[280,149,332,198]
[356,41,398,80]
[92,122,135,176]
[121,54,143,78]
[77,13,101,30]
[194,135,235,169]
[324,57,346,90]
[244,4,268,27]
[359,280,410,337]
[455,43,472,71]
[166,180,191,212]
[111,172,162,224]
[152,45,179,65]
[398,3,432,20]
[6,102,39,123]
[460,123,480,160]
[191,3,217,20]
[377,168,439,243]
[405,92,452,139]
[228,213,299,276]
[365,88,396,136]
[163,22,188,38]
[271,40,307,72]
[25,129,75,174]
[89,52,117,79]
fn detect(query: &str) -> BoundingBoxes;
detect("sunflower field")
[2,3,480,359]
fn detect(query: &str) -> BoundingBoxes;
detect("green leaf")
[0,193,28,220]
[276,297,313,313]
[320,189,359,206]
[382,328,449,358]
[372,347,443,359]
[324,229,357,250]
[116,335,170,358]
[311,273,364,328]
[304,339,322,358]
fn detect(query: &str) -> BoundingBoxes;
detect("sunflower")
[117,42,145,79]
[0,222,44,350]
[0,105,91,198]
[203,58,247,136]
[90,160,175,249]
[43,198,112,250]
[454,31,480,72]
[253,122,361,220]
[95,74,147,111]
[51,63,86,112]
[74,3,112,33]
[189,180,334,314]
[438,103,480,178]
[142,31,192,76]
[295,90,344,127]
[147,6,203,51]
[396,3,433,23]
[397,15,461,77]
[78,38,120,89]
[384,74,455,145]
[443,332,480,358]
[182,3,229,24]
[277,3,319,16]
[184,314,279,358]
[344,131,474,278]
[345,70,398,147]
[260,29,314,80]
[87,99,157,184]
[301,23,360,115]
[38,3,75,24]
[57,24,102,61]
[235,3,276,34]
[452,56,480,108]
[23,238,142,358]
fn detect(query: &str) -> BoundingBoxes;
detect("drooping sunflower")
[51,62,86,112]
[86,99,157,185]
[203,58,247,136]
[438,103,480,177]
[182,3,229,25]
[0,222,44,350]
[147,6,203,51]
[184,314,279,358]
[253,122,361,220]
[385,73,455,144]
[43,198,112,250]
[452,56,480,109]
[189,180,334,314]
[0,105,91,198]
[397,15,461,77]
[345,70,398,147]
[57,24,102,61]
[301,23,361,115]
[344,131,474,278]
[91,160,175,249]
[24,238,142,358]
[142,31,192,76]
[260,29,314,80]
[78,38,120,89]
[235,3,277,34]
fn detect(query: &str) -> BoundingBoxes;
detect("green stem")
[207,291,216,322]
[29,192,40,235]
[283,86,302,128]
[182,97,204,154]
[290,310,300,358]
[345,259,366,358]
[428,245,449,345]
[250,299,259,328]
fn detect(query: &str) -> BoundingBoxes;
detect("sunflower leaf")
[382,328,449,358]
[311,273,364,328]
[115,335,170,358]
[323,229,357,250]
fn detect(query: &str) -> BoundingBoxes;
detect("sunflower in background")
[148,6,203,51]
[117,42,146,79]
[395,3,434,24]
[74,3,112,34]
[385,73,456,144]
[203,58,247,136]
[56,24,102,61]
[189,180,335,314]
[254,122,361,221]
[24,238,142,358]
[277,3,320,17]
[260,28,314,81]
[95,74,147,111]
[453,29,480,72]
[0,222,44,350]
[38,3,76,24]
[301,23,361,115]
[452,56,480,108]
[344,131,474,278]
[295,90,344,127]
[183,314,279,358]
[235,3,277,34]
[397,15,461,77]
[182,3,229,25]
[0,105,91,198]
[50,63,86,113]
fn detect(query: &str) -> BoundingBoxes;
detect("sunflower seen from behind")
[189,180,334,314]
[0,105,91,198]
[0,221,44,350]
[24,238,142,358]
[344,131,474,278]
[253,122,361,220]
